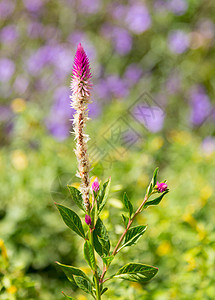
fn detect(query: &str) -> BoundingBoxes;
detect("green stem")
[89,229,101,300]
[100,194,150,283]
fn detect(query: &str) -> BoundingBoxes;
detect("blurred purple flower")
[13,76,29,94]
[111,4,126,19]
[88,100,102,118]
[0,25,19,44]
[94,79,111,101]
[112,27,132,55]
[125,4,151,34]
[198,20,215,40]
[23,0,43,13]
[167,0,188,15]
[107,75,129,99]
[0,58,15,82]
[124,64,143,86]
[0,0,15,19]
[28,21,44,38]
[168,30,189,54]
[166,72,181,94]
[0,106,13,122]
[201,137,215,155]
[132,104,165,132]
[79,0,100,14]
[46,86,74,141]
[190,86,211,126]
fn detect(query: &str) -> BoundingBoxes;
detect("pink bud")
[156,181,168,193]
[92,177,100,193]
[85,215,92,226]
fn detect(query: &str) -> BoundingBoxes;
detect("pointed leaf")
[97,178,111,214]
[57,262,94,296]
[62,292,77,300]
[114,263,158,283]
[144,190,168,209]
[93,218,110,257]
[102,255,114,266]
[68,186,86,212]
[119,225,147,251]
[123,193,133,218]
[55,203,85,239]
[84,241,96,271]
[152,167,159,187]
[122,214,129,228]
[101,287,108,295]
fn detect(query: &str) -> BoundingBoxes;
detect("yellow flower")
[11,98,26,113]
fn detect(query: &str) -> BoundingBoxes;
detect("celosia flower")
[85,215,92,226]
[92,177,99,193]
[156,181,168,193]
[70,43,92,212]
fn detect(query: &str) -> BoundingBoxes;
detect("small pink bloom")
[85,215,92,226]
[92,177,100,193]
[156,181,168,193]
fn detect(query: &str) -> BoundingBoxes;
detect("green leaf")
[119,225,147,251]
[97,178,111,214]
[147,183,153,196]
[68,186,86,212]
[114,263,158,283]
[62,292,77,300]
[55,204,85,239]
[123,193,133,218]
[74,276,94,296]
[93,218,110,257]
[122,214,129,228]
[102,255,114,266]
[84,241,96,271]
[101,287,108,295]
[144,190,169,209]
[152,167,159,187]
[57,262,94,296]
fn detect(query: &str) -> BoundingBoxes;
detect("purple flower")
[124,64,143,86]
[132,104,165,132]
[92,178,99,193]
[46,86,73,141]
[166,72,181,94]
[23,0,43,13]
[106,75,129,99]
[79,0,100,14]
[156,181,168,193]
[112,27,132,55]
[168,30,189,54]
[189,86,211,126]
[125,4,151,34]
[167,0,188,15]
[0,58,15,82]
[85,215,92,226]
[202,137,215,155]
[27,21,44,38]
[13,76,29,94]
[0,0,15,19]
[88,99,102,118]
[0,25,19,44]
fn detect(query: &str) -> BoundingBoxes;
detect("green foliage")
[57,262,94,297]
[84,241,96,271]
[67,186,86,212]
[97,179,111,214]
[144,190,169,209]
[114,263,158,283]
[93,218,110,257]
[121,214,129,228]
[55,204,85,239]
[123,193,133,218]
[119,225,147,250]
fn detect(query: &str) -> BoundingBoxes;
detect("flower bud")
[92,177,100,193]
[156,181,168,193]
[85,215,92,226]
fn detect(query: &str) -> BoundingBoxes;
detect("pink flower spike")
[85,215,92,226]
[72,43,92,81]
[156,181,168,193]
[92,177,100,193]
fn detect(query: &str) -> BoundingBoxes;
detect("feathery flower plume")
[70,43,92,212]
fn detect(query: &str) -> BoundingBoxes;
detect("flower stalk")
[70,43,92,212]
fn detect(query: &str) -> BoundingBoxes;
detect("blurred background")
[0,0,215,299]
